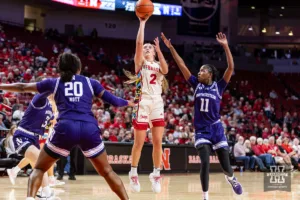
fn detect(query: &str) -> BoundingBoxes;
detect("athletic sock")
[203,191,209,200]
[130,166,138,176]
[26,198,35,200]
[13,166,21,174]
[153,168,160,176]
[227,175,234,181]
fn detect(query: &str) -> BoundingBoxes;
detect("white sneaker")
[7,168,17,185]
[149,173,162,193]
[129,171,140,192]
[36,188,55,200]
[49,178,65,187]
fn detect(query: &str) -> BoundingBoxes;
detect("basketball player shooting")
[161,32,243,200]
[126,13,169,193]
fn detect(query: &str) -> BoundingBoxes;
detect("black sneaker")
[69,175,76,180]
[57,175,63,180]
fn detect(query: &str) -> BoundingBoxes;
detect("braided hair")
[202,64,219,82]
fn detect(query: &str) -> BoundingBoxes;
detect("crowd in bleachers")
[0,22,300,171]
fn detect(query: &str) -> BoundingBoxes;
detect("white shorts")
[132,95,165,130]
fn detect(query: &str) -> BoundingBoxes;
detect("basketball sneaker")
[225,175,243,195]
[7,168,17,185]
[49,176,65,187]
[129,171,140,192]
[36,187,55,200]
[149,173,162,193]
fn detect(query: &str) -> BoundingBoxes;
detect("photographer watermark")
[264,165,291,192]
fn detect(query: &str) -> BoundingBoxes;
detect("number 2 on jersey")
[150,74,157,84]
[200,98,209,112]
[65,82,83,97]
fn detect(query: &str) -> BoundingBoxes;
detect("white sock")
[49,175,54,180]
[153,168,160,176]
[203,191,209,199]
[26,198,35,200]
[227,175,234,181]
[130,167,138,176]
[42,186,52,196]
[13,166,21,174]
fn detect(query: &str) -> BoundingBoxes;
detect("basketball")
[135,0,154,20]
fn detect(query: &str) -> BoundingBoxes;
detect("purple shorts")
[45,119,105,159]
[13,130,40,155]
[194,121,228,150]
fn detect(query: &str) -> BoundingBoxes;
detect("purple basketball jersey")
[37,75,104,125]
[18,93,53,135]
[188,75,227,132]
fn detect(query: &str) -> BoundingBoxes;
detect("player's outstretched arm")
[216,32,234,83]
[134,18,148,73]
[98,90,134,107]
[153,37,168,74]
[0,83,38,93]
[161,33,191,81]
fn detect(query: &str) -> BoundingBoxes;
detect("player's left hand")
[127,100,135,107]
[216,32,228,47]
[153,37,161,52]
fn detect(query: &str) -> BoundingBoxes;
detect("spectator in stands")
[87,51,95,61]
[268,136,284,165]
[250,136,274,169]
[234,136,253,171]
[281,137,298,169]
[227,128,236,147]
[23,69,32,83]
[243,139,268,172]
[102,130,110,142]
[276,139,293,170]
[81,66,91,77]
[269,90,278,99]
[64,46,71,53]
[91,28,98,39]
[0,114,8,129]
[262,128,270,139]
[76,24,84,37]
[292,138,300,170]
[122,133,133,143]
[12,104,24,123]
[115,84,124,98]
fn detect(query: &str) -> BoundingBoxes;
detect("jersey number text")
[150,74,157,84]
[200,98,209,112]
[65,82,83,97]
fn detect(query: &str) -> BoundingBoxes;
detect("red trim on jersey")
[151,119,165,127]
[133,119,148,130]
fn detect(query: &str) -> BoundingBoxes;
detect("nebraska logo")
[188,155,219,164]
[161,148,171,170]
[107,155,132,164]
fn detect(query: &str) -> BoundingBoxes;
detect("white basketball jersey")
[139,60,163,95]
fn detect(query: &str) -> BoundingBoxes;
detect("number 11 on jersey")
[200,98,209,112]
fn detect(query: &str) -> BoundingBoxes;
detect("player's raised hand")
[153,37,161,52]
[138,16,149,23]
[216,32,228,47]
[161,33,172,48]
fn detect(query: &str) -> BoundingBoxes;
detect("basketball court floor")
[1,172,300,200]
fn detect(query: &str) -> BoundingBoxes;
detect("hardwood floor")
[0,172,300,200]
